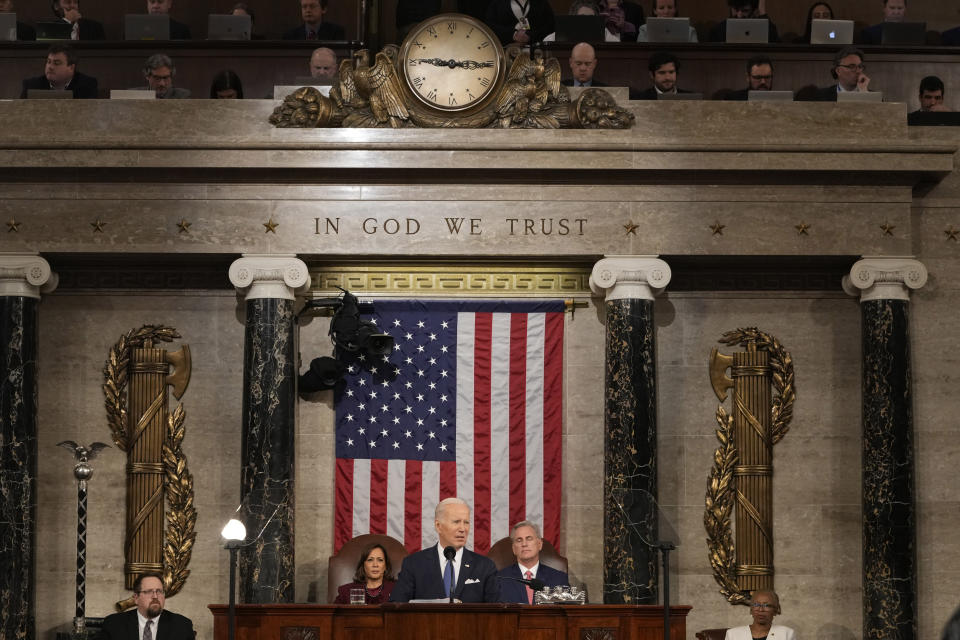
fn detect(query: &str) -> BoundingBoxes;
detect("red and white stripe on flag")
[332,299,564,554]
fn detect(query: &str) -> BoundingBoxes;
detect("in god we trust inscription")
[312,216,589,237]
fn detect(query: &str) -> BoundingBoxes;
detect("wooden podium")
[209,603,690,640]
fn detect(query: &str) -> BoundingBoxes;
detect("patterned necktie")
[307,28,317,40]
[143,619,153,640]
[524,570,534,604]
[443,559,455,597]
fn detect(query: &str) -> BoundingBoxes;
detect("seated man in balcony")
[910,75,949,115]
[859,0,905,45]
[310,47,338,83]
[630,50,695,99]
[51,0,106,40]
[723,55,774,100]
[20,44,98,98]
[708,0,780,43]
[283,0,345,41]
[562,42,606,88]
[497,521,569,603]
[135,53,191,98]
[146,0,191,39]
[806,47,871,101]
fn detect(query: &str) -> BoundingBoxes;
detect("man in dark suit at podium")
[100,573,194,640]
[497,521,569,603]
[390,497,500,603]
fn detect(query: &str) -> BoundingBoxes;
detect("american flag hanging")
[333,299,564,554]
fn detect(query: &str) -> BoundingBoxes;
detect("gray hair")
[509,520,542,539]
[435,497,469,521]
[143,53,175,77]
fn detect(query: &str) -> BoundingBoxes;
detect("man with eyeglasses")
[810,46,871,101]
[135,53,190,98]
[723,589,795,640]
[100,573,195,640]
[724,54,774,100]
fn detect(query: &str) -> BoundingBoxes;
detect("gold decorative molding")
[308,264,592,296]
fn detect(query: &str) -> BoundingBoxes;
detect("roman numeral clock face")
[401,14,504,111]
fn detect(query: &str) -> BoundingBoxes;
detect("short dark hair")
[883,0,905,5]
[745,54,773,74]
[352,543,395,583]
[648,50,679,74]
[232,2,255,22]
[919,75,944,95]
[143,53,175,77]
[651,0,681,14]
[728,0,759,8]
[132,573,165,594]
[210,69,244,98]
[46,43,77,67]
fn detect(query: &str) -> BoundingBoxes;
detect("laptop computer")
[26,89,72,99]
[124,14,170,40]
[725,18,769,44]
[110,89,156,99]
[553,15,604,43]
[748,90,794,101]
[207,14,251,40]
[0,12,17,41]
[837,91,882,103]
[35,19,72,40]
[881,21,926,45]
[658,92,703,100]
[810,19,854,45]
[645,17,691,43]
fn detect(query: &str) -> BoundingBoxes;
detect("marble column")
[589,256,671,605]
[0,253,57,640]
[229,255,310,604]
[843,257,927,640]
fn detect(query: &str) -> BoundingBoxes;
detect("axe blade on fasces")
[165,345,192,399]
[709,347,734,402]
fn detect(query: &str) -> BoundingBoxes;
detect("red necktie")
[524,570,534,604]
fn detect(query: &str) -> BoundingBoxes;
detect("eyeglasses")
[837,63,865,72]
[138,589,165,597]
[750,602,775,610]
[750,75,773,81]
[148,73,172,82]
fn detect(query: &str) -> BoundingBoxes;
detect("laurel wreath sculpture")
[704,327,795,604]
[103,325,196,606]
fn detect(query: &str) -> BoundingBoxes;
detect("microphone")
[443,546,456,603]
[497,575,546,591]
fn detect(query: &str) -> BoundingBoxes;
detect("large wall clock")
[399,13,505,112]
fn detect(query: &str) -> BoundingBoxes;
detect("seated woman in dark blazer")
[334,543,396,604]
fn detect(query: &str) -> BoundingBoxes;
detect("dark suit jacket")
[497,563,569,603]
[68,17,106,39]
[20,71,98,98]
[629,86,694,100]
[942,26,960,46]
[708,16,780,43]
[389,546,500,603]
[17,21,37,40]
[282,22,345,40]
[724,87,750,101]
[808,84,839,102]
[562,79,607,87]
[169,18,191,40]
[859,23,882,45]
[100,609,194,640]
[486,0,555,45]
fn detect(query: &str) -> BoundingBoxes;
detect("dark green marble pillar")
[229,256,309,604]
[590,256,671,605]
[0,254,56,640]
[845,258,927,640]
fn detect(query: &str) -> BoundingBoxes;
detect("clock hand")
[409,58,495,70]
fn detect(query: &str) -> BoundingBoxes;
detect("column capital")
[589,255,671,301]
[842,257,928,302]
[0,253,58,298]
[229,254,310,301]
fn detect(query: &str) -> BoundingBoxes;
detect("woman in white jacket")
[724,590,796,640]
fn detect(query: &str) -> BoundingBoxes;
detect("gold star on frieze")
[263,218,279,234]
[623,221,639,235]
[6,219,21,233]
[945,226,959,242]
[880,222,896,236]
[795,222,811,236]
[710,221,726,236]
[177,218,192,234]
[91,219,106,233]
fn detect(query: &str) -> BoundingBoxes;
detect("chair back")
[327,534,408,603]
[486,536,568,574]
[695,629,728,640]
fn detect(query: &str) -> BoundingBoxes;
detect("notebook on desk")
[207,14,251,40]
[26,89,72,99]
[124,14,170,40]
[810,19,854,45]
[553,15,604,42]
[881,21,926,45]
[748,90,794,101]
[725,18,769,44]
[35,19,72,40]
[0,12,17,41]
[645,17,691,43]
